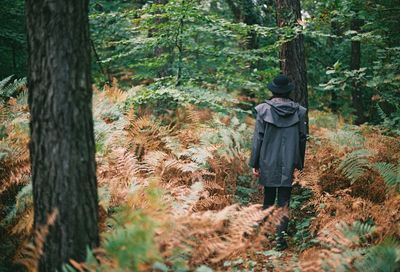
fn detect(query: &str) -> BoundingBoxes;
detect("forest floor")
[0,83,399,271]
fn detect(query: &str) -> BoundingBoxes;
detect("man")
[249,74,307,250]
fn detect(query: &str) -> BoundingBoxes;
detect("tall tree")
[26,0,99,271]
[0,0,27,78]
[274,0,308,111]
[350,16,364,124]
[226,0,263,49]
[327,20,341,113]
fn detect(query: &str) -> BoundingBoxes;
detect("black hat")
[267,75,294,94]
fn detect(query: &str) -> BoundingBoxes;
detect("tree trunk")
[91,39,112,84]
[275,0,308,128]
[350,18,364,124]
[176,15,184,86]
[26,1,99,271]
[226,0,261,49]
[12,44,17,73]
[275,0,308,107]
[148,0,171,78]
[328,21,341,113]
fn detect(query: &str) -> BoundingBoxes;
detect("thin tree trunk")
[275,0,308,128]
[226,0,241,22]
[148,0,171,78]
[91,39,112,84]
[26,0,99,271]
[12,44,17,73]
[350,18,364,124]
[226,0,260,50]
[175,2,186,86]
[328,21,340,113]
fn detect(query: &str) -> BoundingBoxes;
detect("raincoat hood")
[255,99,300,128]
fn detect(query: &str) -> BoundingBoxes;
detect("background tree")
[0,0,26,78]
[26,0,99,270]
[275,0,308,111]
[225,0,263,49]
[350,14,364,124]
[2,0,399,127]
[304,0,400,126]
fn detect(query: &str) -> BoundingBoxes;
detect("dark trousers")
[263,186,292,237]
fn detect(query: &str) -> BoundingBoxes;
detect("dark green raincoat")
[249,98,307,187]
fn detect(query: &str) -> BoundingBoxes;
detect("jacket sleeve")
[249,112,266,169]
[298,110,307,170]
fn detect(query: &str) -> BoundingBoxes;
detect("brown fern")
[15,209,58,272]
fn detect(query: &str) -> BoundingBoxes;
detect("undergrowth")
[0,81,399,271]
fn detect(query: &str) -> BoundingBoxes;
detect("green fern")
[318,221,400,272]
[376,104,400,134]
[350,221,375,237]
[337,149,371,184]
[203,116,251,160]
[375,161,400,192]
[0,75,26,101]
[376,103,388,122]
[104,210,159,271]
[0,75,14,90]
[183,146,212,166]
[337,221,375,244]
[1,184,32,227]
[354,238,400,272]
[328,129,365,149]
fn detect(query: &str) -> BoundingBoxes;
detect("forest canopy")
[1,0,399,127]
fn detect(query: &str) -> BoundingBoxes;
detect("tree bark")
[275,0,308,129]
[91,39,112,84]
[275,0,308,107]
[147,0,172,79]
[12,44,17,73]
[350,17,364,124]
[328,21,341,113]
[26,0,99,271]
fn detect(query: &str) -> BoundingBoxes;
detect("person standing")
[249,74,307,250]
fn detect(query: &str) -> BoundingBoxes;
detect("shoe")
[275,232,288,251]
[275,239,288,251]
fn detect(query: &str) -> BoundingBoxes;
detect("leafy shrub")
[309,110,339,129]
[125,86,249,116]
[126,88,185,115]
[328,127,365,149]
